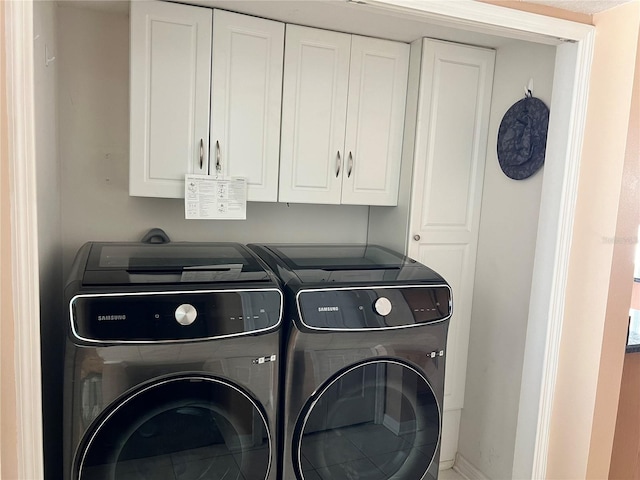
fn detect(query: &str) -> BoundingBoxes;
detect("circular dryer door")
[294,360,440,480]
[76,376,271,480]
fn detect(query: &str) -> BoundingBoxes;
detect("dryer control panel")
[297,285,451,331]
[70,289,282,343]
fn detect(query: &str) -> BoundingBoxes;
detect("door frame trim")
[5,0,45,478]
[513,38,594,479]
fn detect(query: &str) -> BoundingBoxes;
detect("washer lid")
[82,242,271,285]
[271,244,406,270]
[250,244,446,286]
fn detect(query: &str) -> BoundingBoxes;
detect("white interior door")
[129,0,212,198]
[342,35,409,206]
[210,10,284,202]
[406,39,495,465]
[279,25,350,204]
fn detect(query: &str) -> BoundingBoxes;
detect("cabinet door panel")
[129,0,211,198]
[279,25,350,204]
[342,36,409,206]
[407,39,495,464]
[211,10,284,202]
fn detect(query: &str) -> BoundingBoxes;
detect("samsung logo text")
[97,314,127,321]
[317,306,339,312]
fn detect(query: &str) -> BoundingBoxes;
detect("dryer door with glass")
[293,359,441,480]
[75,375,272,480]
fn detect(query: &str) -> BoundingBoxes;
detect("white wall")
[33,1,62,478]
[57,4,370,279]
[456,41,556,479]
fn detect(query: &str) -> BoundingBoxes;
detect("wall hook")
[524,78,534,97]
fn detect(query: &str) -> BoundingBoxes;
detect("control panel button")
[175,304,197,326]
[374,297,392,316]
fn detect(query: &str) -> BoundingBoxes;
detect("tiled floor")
[81,442,270,480]
[298,420,439,480]
[82,418,451,480]
[84,450,465,480]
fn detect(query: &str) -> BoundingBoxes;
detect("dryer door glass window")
[295,360,440,480]
[76,376,271,480]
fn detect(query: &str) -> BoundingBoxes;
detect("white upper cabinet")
[279,26,351,205]
[279,25,409,206]
[210,11,284,202]
[130,3,284,201]
[342,36,410,206]
[129,0,212,198]
[130,4,406,206]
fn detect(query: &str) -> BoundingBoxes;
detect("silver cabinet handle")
[347,151,353,178]
[413,234,421,241]
[199,139,204,169]
[215,140,221,173]
[336,151,342,178]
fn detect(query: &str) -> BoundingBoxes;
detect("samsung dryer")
[63,241,283,480]
[249,244,452,480]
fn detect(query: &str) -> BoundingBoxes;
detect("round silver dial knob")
[374,297,393,316]
[175,303,197,326]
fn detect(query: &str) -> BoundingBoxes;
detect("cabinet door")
[129,1,212,198]
[211,10,284,202]
[341,36,409,206]
[279,25,350,204]
[406,39,495,464]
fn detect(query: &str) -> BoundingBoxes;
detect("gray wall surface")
[34,2,62,478]
[457,40,556,479]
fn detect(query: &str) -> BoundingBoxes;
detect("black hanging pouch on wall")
[497,92,550,180]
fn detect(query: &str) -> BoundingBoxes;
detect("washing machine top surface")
[249,243,445,287]
[81,242,272,286]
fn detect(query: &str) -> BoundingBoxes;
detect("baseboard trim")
[439,459,455,471]
[383,413,416,436]
[453,452,490,480]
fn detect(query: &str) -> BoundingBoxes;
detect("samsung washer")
[63,241,283,480]
[249,244,452,480]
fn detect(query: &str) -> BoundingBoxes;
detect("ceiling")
[523,0,633,14]
[62,0,634,17]
[60,0,634,47]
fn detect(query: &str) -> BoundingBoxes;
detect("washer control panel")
[70,289,282,343]
[298,285,451,330]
